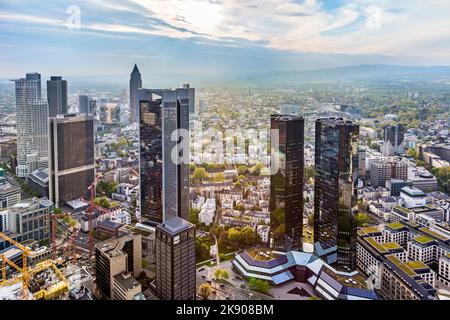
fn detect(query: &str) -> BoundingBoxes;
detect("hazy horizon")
[2,0,450,78]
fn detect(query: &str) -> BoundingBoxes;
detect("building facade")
[13,73,48,177]
[47,76,67,117]
[155,217,196,300]
[314,118,359,272]
[48,114,95,207]
[270,114,304,251]
[129,64,142,123]
[139,87,192,224]
[95,234,142,299]
[381,125,405,157]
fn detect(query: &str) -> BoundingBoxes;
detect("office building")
[0,198,53,247]
[408,167,438,193]
[46,76,67,117]
[27,168,49,198]
[381,124,405,157]
[139,87,192,224]
[400,187,428,208]
[269,115,304,251]
[0,171,21,209]
[12,73,48,177]
[113,272,142,300]
[386,179,412,197]
[129,64,142,123]
[78,95,90,114]
[155,216,196,300]
[314,118,359,272]
[370,159,408,188]
[48,114,95,207]
[95,233,142,299]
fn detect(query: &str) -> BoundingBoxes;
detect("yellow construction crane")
[0,231,31,300]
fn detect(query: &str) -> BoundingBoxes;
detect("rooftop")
[401,186,427,197]
[413,235,434,245]
[158,216,194,235]
[386,222,406,231]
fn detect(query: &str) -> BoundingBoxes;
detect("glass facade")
[270,114,304,251]
[314,118,359,272]
[139,88,192,224]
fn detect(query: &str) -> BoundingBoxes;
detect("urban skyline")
[0,0,450,306]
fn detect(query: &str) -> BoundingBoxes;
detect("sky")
[1,0,450,79]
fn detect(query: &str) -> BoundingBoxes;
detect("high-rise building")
[48,114,95,207]
[129,64,142,123]
[139,85,196,300]
[139,87,192,224]
[78,95,89,114]
[46,76,67,117]
[270,114,304,251]
[13,73,49,177]
[155,216,196,300]
[182,83,195,114]
[314,118,359,272]
[370,159,408,188]
[381,124,405,157]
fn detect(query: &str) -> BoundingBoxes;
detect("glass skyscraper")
[270,114,304,251]
[314,118,359,272]
[139,87,192,224]
[47,76,68,117]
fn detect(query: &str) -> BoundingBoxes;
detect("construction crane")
[87,176,102,257]
[0,231,31,300]
[50,212,80,260]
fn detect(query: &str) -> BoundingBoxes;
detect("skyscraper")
[129,64,142,123]
[78,95,89,114]
[139,85,196,300]
[48,114,95,207]
[155,216,196,300]
[47,76,68,117]
[381,124,405,157]
[139,87,192,224]
[13,73,49,177]
[314,118,359,272]
[270,114,304,251]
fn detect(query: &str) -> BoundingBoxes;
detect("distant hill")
[233,65,450,85]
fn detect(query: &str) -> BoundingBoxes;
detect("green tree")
[198,283,212,300]
[192,167,208,182]
[190,209,200,225]
[237,165,248,175]
[214,172,225,183]
[248,278,271,294]
[356,213,369,227]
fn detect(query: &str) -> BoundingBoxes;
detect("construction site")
[0,179,100,300]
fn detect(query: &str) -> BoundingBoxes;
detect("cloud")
[1,0,450,60]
